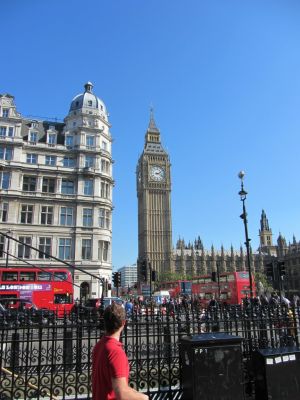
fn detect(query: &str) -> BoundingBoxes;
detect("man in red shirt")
[92,303,148,400]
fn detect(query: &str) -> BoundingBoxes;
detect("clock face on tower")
[150,165,165,182]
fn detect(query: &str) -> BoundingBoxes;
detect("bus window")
[0,294,17,299]
[199,278,211,283]
[20,271,35,281]
[2,272,18,281]
[220,292,231,300]
[241,290,250,295]
[54,294,72,304]
[238,272,249,279]
[37,271,52,281]
[219,276,229,282]
[54,272,68,281]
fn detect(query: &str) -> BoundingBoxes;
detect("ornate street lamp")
[238,171,254,299]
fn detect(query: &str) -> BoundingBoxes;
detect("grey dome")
[69,82,107,115]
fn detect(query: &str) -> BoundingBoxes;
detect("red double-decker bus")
[159,271,254,306]
[0,267,74,316]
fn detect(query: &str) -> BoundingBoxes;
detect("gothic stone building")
[0,83,113,299]
[136,115,300,296]
[174,211,300,297]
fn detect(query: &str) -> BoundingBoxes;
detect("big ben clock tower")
[137,111,172,280]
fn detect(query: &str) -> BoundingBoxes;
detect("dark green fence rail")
[0,304,299,399]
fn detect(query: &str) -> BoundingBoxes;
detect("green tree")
[255,272,274,295]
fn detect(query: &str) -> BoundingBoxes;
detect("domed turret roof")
[69,82,107,115]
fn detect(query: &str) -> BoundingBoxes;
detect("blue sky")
[2,0,300,269]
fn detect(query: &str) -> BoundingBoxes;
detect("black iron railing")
[0,304,299,399]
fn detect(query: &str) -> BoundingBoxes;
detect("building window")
[63,157,75,167]
[83,208,93,227]
[86,135,95,148]
[39,237,51,259]
[101,159,110,174]
[0,172,10,189]
[87,100,93,107]
[47,133,56,145]
[2,109,9,118]
[82,239,92,260]
[0,146,13,160]
[99,208,110,229]
[65,135,74,148]
[98,240,110,262]
[45,155,56,166]
[0,125,13,136]
[23,176,36,191]
[61,179,75,194]
[60,207,74,226]
[85,155,95,168]
[0,126,7,137]
[29,131,38,143]
[42,178,55,193]
[84,179,93,196]
[102,141,107,151]
[41,206,53,225]
[18,236,31,259]
[21,205,33,224]
[0,203,8,222]
[26,153,37,164]
[0,236,5,258]
[100,182,110,199]
[59,238,72,260]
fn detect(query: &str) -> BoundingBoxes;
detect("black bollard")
[163,326,171,358]
[10,332,19,372]
[63,329,73,371]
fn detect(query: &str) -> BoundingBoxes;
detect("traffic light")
[266,262,274,279]
[141,260,147,282]
[151,270,156,282]
[112,272,118,287]
[211,271,217,282]
[278,261,286,277]
[117,272,121,287]
[112,272,121,288]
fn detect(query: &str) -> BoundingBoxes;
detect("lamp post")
[5,229,11,268]
[238,171,254,299]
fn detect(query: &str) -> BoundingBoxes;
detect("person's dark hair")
[103,303,125,334]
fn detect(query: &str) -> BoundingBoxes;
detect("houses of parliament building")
[137,117,300,296]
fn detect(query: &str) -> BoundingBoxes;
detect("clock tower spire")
[137,111,173,282]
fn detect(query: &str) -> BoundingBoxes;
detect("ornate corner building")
[136,112,173,280]
[0,83,113,299]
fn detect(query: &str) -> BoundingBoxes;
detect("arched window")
[80,282,90,301]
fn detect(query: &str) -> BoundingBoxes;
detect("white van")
[153,291,170,304]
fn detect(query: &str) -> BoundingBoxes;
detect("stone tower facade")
[259,209,273,247]
[136,112,172,280]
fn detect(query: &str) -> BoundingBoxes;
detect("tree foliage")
[254,271,274,295]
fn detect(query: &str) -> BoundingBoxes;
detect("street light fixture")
[238,171,254,299]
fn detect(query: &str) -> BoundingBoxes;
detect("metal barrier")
[0,304,299,399]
